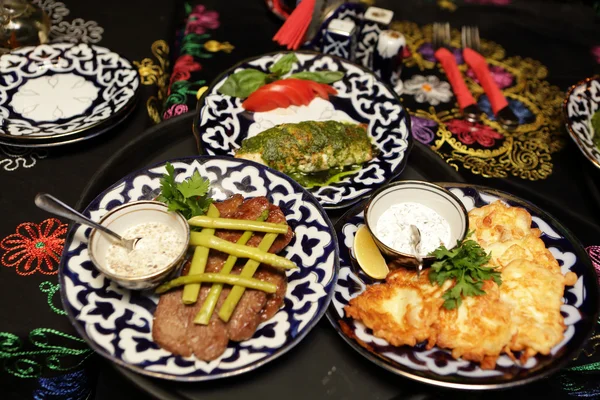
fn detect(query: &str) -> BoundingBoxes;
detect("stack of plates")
[0,43,140,147]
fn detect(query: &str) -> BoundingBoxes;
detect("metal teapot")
[0,0,50,52]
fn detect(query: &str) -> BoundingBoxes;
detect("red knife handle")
[434,48,476,111]
[462,48,508,115]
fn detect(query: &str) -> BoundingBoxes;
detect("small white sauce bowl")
[88,201,190,290]
[364,181,469,268]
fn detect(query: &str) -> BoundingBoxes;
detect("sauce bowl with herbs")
[364,181,468,268]
[88,201,190,290]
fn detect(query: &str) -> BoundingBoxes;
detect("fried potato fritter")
[344,200,578,369]
[484,234,559,272]
[345,269,451,347]
[500,259,571,361]
[433,280,512,369]
[468,201,534,246]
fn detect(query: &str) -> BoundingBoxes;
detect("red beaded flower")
[0,218,67,276]
[446,119,504,147]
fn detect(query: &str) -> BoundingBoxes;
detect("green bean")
[189,232,296,270]
[188,215,288,234]
[218,232,279,322]
[155,273,277,295]
[181,204,220,304]
[193,212,269,325]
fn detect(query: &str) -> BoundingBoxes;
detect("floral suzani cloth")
[162,3,233,120]
[394,22,565,181]
[0,219,94,399]
[0,1,102,398]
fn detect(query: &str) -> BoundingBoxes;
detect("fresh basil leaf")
[269,53,298,76]
[288,70,345,84]
[218,69,268,98]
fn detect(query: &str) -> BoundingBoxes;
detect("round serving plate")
[0,43,140,147]
[194,50,412,210]
[76,113,481,400]
[60,155,339,381]
[328,183,599,390]
[563,75,600,170]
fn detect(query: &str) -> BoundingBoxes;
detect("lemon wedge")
[353,225,389,280]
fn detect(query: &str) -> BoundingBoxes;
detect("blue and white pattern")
[0,43,139,142]
[328,184,598,389]
[355,22,381,70]
[564,76,600,170]
[197,52,412,210]
[59,156,339,381]
[305,2,365,53]
[322,28,356,60]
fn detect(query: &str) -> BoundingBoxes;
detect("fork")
[461,25,519,130]
[432,22,481,122]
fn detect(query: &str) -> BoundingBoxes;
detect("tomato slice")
[242,89,290,112]
[266,81,306,106]
[275,79,313,106]
[322,83,338,95]
[302,80,327,99]
[241,78,338,112]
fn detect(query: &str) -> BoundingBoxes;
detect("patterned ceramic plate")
[59,156,339,381]
[564,76,600,170]
[0,43,139,147]
[195,51,412,210]
[327,183,598,390]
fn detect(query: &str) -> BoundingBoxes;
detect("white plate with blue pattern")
[195,51,412,210]
[0,43,139,147]
[59,156,339,381]
[564,76,600,170]
[327,183,599,390]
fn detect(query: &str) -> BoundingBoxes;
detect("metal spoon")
[409,224,423,276]
[34,193,140,251]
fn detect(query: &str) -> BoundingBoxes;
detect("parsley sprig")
[156,162,212,219]
[428,232,501,310]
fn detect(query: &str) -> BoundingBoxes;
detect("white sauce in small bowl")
[375,202,451,256]
[105,222,186,277]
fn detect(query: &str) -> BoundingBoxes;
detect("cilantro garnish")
[428,232,501,310]
[156,162,212,219]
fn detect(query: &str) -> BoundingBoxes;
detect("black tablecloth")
[1,1,600,399]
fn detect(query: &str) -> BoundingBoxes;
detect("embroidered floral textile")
[185,5,220,35]
[417,42,463,64]
[466,65,514,89]
[33,369,92,400]
[592,46,600,64]
[403,75,453,105]
[465,0,511,5]
[446,119,504,147]
[163,104,190,120]
[0,218,67,276]
[411,116,438,144]
[477,96,535,125]
[169,54,202,91]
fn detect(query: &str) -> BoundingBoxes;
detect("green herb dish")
[235,121,376,189]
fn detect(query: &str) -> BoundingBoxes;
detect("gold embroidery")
[204,40,235,53]
[393,22,564,180]
[196,86,208,100]
[133,40,171,124]
[437,0,457,12]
